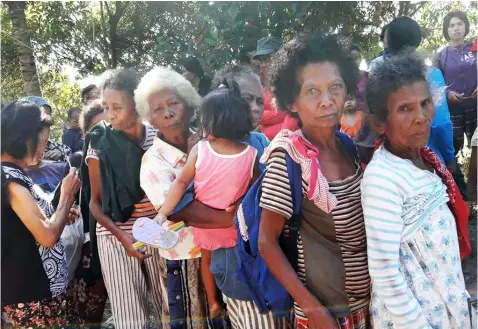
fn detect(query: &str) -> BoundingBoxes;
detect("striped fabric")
[361,145,449,329]
[259,149,370,322]
[85,124,157,235]
[259,129,338,213]
[222,295,291,329]
[97,235,163,329]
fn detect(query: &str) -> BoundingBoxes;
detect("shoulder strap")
[283,153,302,272]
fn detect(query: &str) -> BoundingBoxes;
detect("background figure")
[20,96,73,162]
[181,56,212,97]
[252,36,299,140]
[81,84,101,106]
[435,10,477,152]
[62,107,84,153]
[340,94,363,141]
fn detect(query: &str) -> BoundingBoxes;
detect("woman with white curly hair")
[136,66,213,329]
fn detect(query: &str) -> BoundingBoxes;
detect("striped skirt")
[222,295,292,329]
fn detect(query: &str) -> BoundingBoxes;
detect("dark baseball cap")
[252,36,283,60]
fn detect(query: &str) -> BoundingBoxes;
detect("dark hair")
[387,16,422,54]
[81,84,100,105]
[1,100,54,159]
[80,101,104,133]
[102,68,141,99]
[443,11,470,41]
[366,50,429,122]
[267,33,360,116]
[67,107,81,120]
[198,80,253,140]
[181,56,204,78]
[211,64,260,91]
[239,45,256,64]
[350,44,361,53]
[380,24,389,42]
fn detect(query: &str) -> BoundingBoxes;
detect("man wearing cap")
[253,36,299,140]
[21,96,72,162]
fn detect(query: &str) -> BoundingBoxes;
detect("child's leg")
[201,248,222,318]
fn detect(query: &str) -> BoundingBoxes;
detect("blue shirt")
[427,67,455,164]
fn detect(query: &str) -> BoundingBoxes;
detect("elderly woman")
[137,66,289,329]
[363,51,471,329]
[1,100,80,328]
[435,10,477,152]
[135,66,209,329]
[84,69,162,329]
[258,34,371,329]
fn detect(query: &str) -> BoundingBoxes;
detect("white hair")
[134,66,202,122]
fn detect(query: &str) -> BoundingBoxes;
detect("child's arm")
[156,144,198,221]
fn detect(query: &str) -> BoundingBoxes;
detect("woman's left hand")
[67,207,80,225]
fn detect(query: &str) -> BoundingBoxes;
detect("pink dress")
[193,140,257,250]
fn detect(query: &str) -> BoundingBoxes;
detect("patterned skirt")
[3,294,72,329]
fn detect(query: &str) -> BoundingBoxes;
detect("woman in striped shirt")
[85,69,163,329]
[362,52,470,329]
[258,34,371,329]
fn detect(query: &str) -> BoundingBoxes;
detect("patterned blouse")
[139,132,201,260]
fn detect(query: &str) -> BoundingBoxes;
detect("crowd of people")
[1,11,477,329]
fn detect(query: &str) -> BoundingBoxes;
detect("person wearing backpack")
[257,34,371,329]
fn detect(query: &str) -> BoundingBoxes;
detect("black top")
[1,163,68,306]
[198,75,212,97]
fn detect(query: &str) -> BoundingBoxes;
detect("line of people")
[1,12,476,329]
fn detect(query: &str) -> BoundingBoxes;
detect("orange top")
[340,111,363,141]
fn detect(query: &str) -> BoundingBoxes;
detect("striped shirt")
[259,149,370,321]
[85,124,157,236]
[361,145,453,329]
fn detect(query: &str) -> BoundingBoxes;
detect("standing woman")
[363,51,470,329]
[435,11,477,152]
[1,100,80,328]
[84,69,162,329]
[259,34,371,329]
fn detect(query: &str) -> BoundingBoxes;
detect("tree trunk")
[6,1,42,96]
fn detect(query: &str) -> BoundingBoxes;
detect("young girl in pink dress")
[156,81,259,317]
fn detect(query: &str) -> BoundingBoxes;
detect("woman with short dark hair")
[84,68,163,329]
[364,51,471,329]
[1,100,80,328]
[435,10,476,152]
[259,33,370,329]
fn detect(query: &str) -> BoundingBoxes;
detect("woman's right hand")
[302,301,339,329]
[61,167,81,201]
[448,91,463,104]
[119,232,151,260]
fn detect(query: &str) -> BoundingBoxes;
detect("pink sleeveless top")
[193,140,257,250]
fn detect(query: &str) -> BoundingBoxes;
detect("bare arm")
[169,201,235,228]
[259,209,338,329]
[8,169,79,248]
[88,158,150,259]
[159,144,198,216]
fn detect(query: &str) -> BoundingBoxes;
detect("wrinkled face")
[148,89,190,135]
[29,127,50,166]
[102,88,138,132]
[236,75,264,129]
[448,17,466,42]
[380,81,435,151]
[291,62,347,130]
